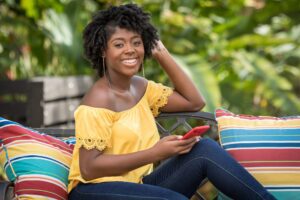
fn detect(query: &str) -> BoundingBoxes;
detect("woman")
[68,3,275,200]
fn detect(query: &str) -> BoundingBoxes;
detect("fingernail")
[177,135,183,140]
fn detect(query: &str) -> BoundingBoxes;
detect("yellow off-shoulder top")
[68,80,173,192]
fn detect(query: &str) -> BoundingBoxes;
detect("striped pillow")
[215,109,300,200]
[0,117,74,199]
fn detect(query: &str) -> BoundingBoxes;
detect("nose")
[124,43,135,54]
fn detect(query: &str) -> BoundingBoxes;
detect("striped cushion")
[0,117,74,199]
[215,109,300,200]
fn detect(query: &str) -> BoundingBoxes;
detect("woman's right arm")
[79,135,198,181]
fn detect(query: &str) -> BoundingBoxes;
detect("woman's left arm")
[152,40,206,112]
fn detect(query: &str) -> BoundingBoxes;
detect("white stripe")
[221,127,300,130]
[251,171,300,173]
[266,185,300,187]
[17,194,58,200]
[246,167,300,170]
[218,115,300,122]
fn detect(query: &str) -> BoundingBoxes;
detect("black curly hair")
[83,3,159,77]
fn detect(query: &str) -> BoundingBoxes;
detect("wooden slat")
[32,76,93,101]
[0,102,27,117]
[0,80,28,94]
[43,99,81,126]
[26,82,44,127]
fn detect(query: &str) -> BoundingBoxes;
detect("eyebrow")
[110,35,141,43]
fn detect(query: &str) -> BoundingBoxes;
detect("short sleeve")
[147,81,173,117]
[74,106,114,151]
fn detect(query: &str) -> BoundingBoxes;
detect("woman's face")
[104,27,144,78]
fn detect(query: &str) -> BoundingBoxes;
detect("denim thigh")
[143,138,275,200]
[68,181,188,200]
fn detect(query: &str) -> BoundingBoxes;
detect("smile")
[122,59,138,66]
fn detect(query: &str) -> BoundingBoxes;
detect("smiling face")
[104,27,145,78]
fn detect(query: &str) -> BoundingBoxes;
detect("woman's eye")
[133,41,142,46]
[114,43,124,48]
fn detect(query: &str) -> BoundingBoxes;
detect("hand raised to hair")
[151,40,168,58]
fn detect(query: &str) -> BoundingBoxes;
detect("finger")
[178,147,193,154]
[163,135,181,141]
[178,137,198,146]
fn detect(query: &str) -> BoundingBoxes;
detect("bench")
[0,76,93,128]
[0,111,218,200]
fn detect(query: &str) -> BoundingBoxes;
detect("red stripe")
[241,161,300,168]
[0,126,74,153]
[15,180,67,200]
[228,149,300,161]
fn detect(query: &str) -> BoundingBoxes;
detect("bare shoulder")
[132,75,148,93]
[81,78,112,109]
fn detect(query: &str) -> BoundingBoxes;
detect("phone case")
[181,125,210,140]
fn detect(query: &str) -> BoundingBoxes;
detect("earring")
[102,56,106,76]
[141,63,145,77]
[102,56,112,88]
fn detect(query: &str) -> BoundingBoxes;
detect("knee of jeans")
[194,138,219,152]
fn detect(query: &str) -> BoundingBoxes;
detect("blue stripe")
[5,158,69,183]
[270,191,300,200]
[223,142,300,149]
[4,155,69,169]
[0,120,20,127]
[218,191,300,200]
[221,135,300,144]
[221,129,300,137]
[63,137,76,144]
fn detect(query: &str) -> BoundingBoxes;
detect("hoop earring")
[102,56,112,88]
[102,56,106,76]
[141,63,145,77]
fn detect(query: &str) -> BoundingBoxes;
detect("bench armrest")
[156,111,217,137]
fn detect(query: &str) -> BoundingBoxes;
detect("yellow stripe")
[218,117,300,128]
[252,173,300,185]
[0,143,72,166]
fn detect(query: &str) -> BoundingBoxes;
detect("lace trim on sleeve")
[151,86,173,117]
[77,137,111,151]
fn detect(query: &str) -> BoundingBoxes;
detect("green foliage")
[1,0,299,116]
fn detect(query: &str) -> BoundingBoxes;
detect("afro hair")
[83,3,159,77]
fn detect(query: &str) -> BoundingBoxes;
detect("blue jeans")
[68,138,276,200]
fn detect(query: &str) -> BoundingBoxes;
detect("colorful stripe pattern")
[215,109,300,200]
[0,117,74,199]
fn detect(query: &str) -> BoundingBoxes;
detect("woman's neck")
[105,73,132,93]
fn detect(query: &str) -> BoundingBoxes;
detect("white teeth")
[122,59,137,65]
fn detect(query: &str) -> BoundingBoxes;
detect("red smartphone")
[181,125,210,140]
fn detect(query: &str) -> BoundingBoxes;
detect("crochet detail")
[77,137,109,151]
[151,87,173,117]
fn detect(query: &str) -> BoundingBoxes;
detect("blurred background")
[1,0,300,118]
